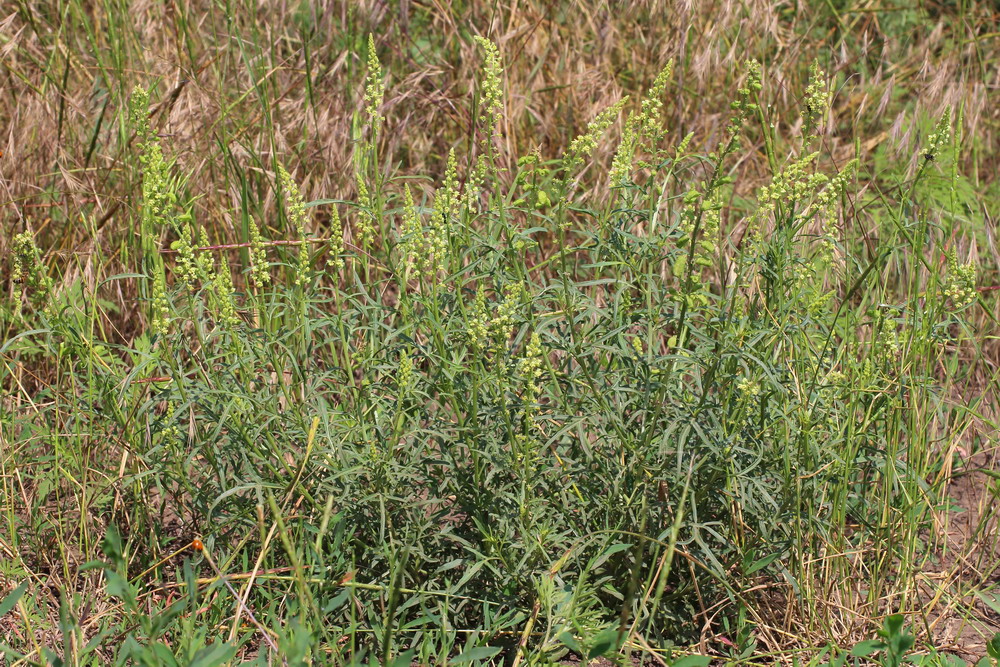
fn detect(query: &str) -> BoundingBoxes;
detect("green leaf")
[883,613,905,638]
[986,632,1000,659]
[150,642,179,666]
[890,633,915,655]
[104,571,136,610]
[555,630,582,655]
[671,656,712,667]
[41,647,64,666]
[938,653,971,667]
[0,580,29,618]
[99,273,148,287]
[590,542,634,570]
[388,649,417,667]
[587,628,624,660]
[851,640,886,657]
[454,558,490,591]
[0,329,51,355]
[746,552,781,575]
[451,646,502,664]
[304,198,349,209]
[978,592,1000,616]
[323,589,350,613]
[188,642,236,667]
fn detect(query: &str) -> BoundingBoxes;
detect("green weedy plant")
[129,85,198,288]
[3,31,992,666]
[812,621,1000,667]
[278,164,313,289]
[849,614,915,667]
[353,33,386,253]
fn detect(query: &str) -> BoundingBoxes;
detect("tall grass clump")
[2,25,997,667]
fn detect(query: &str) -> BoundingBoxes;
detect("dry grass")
[3,2,996,255]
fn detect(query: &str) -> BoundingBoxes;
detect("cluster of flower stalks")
[2,33,983,664]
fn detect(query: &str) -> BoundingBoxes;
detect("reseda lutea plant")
[3,39,984,664]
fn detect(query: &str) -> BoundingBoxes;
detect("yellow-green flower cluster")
[140,138,174,233]
[419,164,458,278]
[609,61,675,188]
[943,248,976,308]
[130,86,182,250]
[213,256,240,328]
[11,230,52,318]
[152,266,170,337]
[676,131,694,155]
[673,190,721,308]
[161,401,180,442]
[278,165,312,287]
[248,218,270,289]
[857,357,879,391]
[804,280,835,317]
[565,97,629,170]
[467,288,491,350]
[467,282,524,351]
[671,189,701,280]
[195,227,214,279]
[397,348,414,394]
[825,370,847,386]
[436,149,462,222]
[637,61,674,149]
[424,210,449,279]
[518,332,545,409]
[874,311,902,361]
[473,37,504,151]
[609,116,637,188]
[696,195,721,268]
[756,152,824,214]
[131,84,202,305]
[735,374,765,434]
[492,283,522,343]
[398,185,447,280]
[326,206,345,274]
[809,159,858,264]
[129,85,151,139]
[464,38,504,212]
[631,335,644,356]
[736,376,760,399]
[924,106,952,162]
[729,374,762,439]
[802,60,830,140]
[813,159,857,210]
[463,154,488,213]
[355,173,375,247]
[399,185,422,274]
[170,220,199,287]
[364,34,385,129]
[726,59,762,141]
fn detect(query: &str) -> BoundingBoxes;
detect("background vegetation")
[1,0,999,665]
